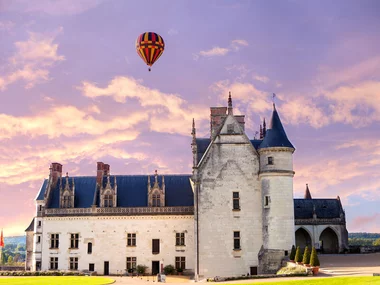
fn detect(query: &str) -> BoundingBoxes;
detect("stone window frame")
[104,190,114,207]
[152,192,161,207]
[175,232,185,246]
[37,221,42,227]
[69,257,78,270]
[175,256,186,270]
[70,233,79,249]
[87,242,93,254]
[264,195,271,208]
[127,233,136,247]
[126,257,137,271]
[89,263,95,271]
[62,193,72,208]
[232,192,240,211]
[233,231,241,250]
[50,234,59,249]
[49,257,58,270]
[37,236,41,243]
[267,156,274,165]
[152,239,160,254]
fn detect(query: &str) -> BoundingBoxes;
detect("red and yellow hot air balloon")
[136,32,165,71]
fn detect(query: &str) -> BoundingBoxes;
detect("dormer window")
[227,124,234,134]
[63,194,72,208]
[60,173,75,208]
[148,170,165,207]
[152,193,161,207]
[268,157,274,165]
[104,193,113,207]
[100,174,117,208]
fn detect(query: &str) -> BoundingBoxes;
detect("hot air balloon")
[136,32,165,71]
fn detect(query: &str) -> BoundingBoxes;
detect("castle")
[25,94,348,278]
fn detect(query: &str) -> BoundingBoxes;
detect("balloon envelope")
[136,32,165,69]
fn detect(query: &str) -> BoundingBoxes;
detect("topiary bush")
[294,246,302,263]
[289,245,296,261]
[310,247,320,267]
[302,246,310,265]
[136,264,148,275]
[163,264,175,275]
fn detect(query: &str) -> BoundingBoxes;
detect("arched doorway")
[319,227,339,253]
[295,228,312,250]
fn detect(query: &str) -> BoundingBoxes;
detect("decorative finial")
[228,91,233,115]
[155,169,157,175]
[260,124,263,139]
[263,118,266,137]
[272,93,276,108]
[66,172,68,177]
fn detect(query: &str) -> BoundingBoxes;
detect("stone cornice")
[295,218,345,225]
[258,147,295,154]
[259,170,295,177]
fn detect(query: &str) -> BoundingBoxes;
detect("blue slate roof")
[36,179,49,201]
[25,218,35,231]
[294,198,343,219]
[250,139,263,150]
[196,138,211,164]
[259,105,294,149]
[45,175,193,208]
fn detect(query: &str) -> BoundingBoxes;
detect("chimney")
[97,162,104,184]
[51,162,62,186]
[103,164,110,176]
[210,107,227,139]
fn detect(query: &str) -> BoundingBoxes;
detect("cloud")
[253,75,270,83]
[79,76,209,135]
[0,28,64,90]
[0,21,15,32]
[2,0,105,16]
[168,28,178,36]
[351,213,380,232]
[194,39,248,60]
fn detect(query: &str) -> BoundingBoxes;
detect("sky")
[0,0,379,236]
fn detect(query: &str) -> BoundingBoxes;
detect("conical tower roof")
[304,184,312,199]
[259,104,294,149]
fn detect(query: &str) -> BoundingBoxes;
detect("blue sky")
[0,0,379,235]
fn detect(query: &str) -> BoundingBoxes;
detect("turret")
[258,103,295,251]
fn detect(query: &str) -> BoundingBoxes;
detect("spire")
[106,173,111,187]
[258,104,294,149]
[191,118,196,145]
[304,184,312,199]
[260,124,263,139]
[154,170,158,187]
[227,91,233,115]
[263,118,267,137]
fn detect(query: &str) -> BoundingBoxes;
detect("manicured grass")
[0,276,114,285]
[234,276,380,285]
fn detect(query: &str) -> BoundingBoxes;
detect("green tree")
[7,255,13,265]
[294,246,302,263]
[289,245,296,261]
[373,238,380,246]
[310,247,320,267]
[302,246,311,265]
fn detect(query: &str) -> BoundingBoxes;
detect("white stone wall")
[38,215,194,274]
[197,117,263,278]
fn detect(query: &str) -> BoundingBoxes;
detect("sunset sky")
[0,0,379,236]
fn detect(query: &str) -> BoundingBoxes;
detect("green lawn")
[0,276,114,285]
[234,276,380,285]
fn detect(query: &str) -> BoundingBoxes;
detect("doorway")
[35,261,41,271]
[104,261,109,275]
[152,261,160,275]
[250,266,257,275]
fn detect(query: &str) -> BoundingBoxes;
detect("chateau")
[25,95,348,278]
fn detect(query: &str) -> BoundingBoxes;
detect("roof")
[196,138,211,164]
[25,218,34,232]
[46,175,194,208]
[259,105,294,149]
[294,198,343,219]
[36,179,49,201]
[304,184,312,199]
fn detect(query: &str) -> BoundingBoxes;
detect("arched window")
[152,193,160,207]
[104,193,113,207]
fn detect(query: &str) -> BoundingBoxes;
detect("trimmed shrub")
[289,245,296,260]
[136,264,148,275]
[310,247,320,267]
[302,246,310,265]
[163,264,175,275]
[294,246,302,263]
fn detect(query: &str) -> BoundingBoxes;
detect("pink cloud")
[350,213,380,233]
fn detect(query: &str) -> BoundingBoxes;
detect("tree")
[373,238,380,246]
[7,256,13,265]
[289,245,296,261]
[310,247,320,267]
[302,246,310,265]
[294,246,302,263]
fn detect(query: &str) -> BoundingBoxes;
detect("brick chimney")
[97,162,104,184]
[210,107,227,139]
[103,164,110,176]
[51,162,62,186]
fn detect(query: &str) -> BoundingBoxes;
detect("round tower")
[258,104,295,252]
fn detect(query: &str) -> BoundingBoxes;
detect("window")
[38,221,41,227]
[233,231,241,250]
[126,257,137,271]
[89,263,95,272]
[264,196,270,208]
[233,192,240,210]
[268,156,273,165]
[50,234,59,249]
[63,195,71,208]
[70,233,79,249]
[127,233,136,246]
[175,257,186,270]
[49,257,58,270]
[69,257,78,270]
[152,194,160,207]
[152,239,160,254]
[104,194,113,207]
[38,205,42,211]
[87,242,92,254]
[37,236,41,243]
[176,233,185,246]
[227,124,234,134]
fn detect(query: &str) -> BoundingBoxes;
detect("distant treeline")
[348,232,380,246]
